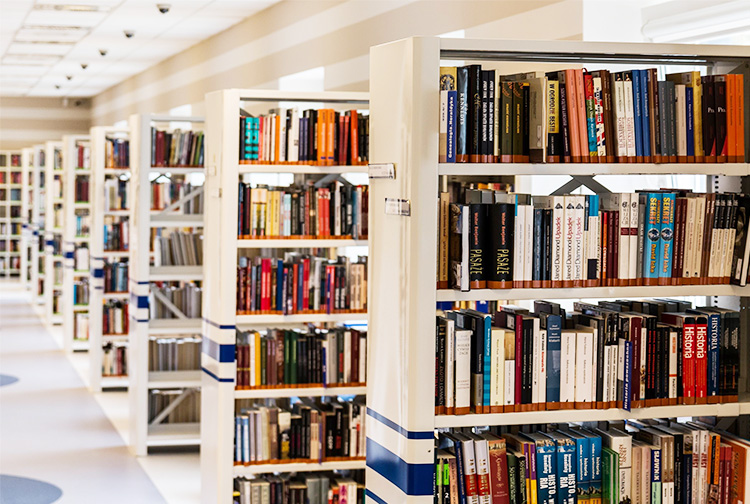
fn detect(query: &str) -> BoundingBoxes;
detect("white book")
[454,329,472,412]
[523,205,534,285]
[471,435,492,504]
[600,428,632,503]
[489,326,505,411]
[683,196,697,280]
[563,195,575,284]
[440,91,448,161]
[618,193,631,283]
[693,196,707,281]
[610,342,618,406]
[603,343,612,404]
[575,325,594,404]
[593,76,606,156]
[289,108,300,162]
[504,359,515,407]
[445,318,456,412]
[623,77,636,157]
[613,76,627,157]
[589,323,598,402]
[513,200,525,285]
[676,85,687,157]
[532,323,541,406]
[552,196,565,284]
[708,198,723,280]
[560,329,577,404]
[721,198,737,279]
[573,195,585,282]
[344,330,352,382]
[628,193,639,283]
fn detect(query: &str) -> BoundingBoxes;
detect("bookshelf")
[366,37,750,502]
[30,144,46,307]
[201,89,370,504]
[62,135,92,353]
[20,148,33,289]
[0,150,22,278]
[88,126,131,392]
[128,113,206,456]
[43,140,64,325]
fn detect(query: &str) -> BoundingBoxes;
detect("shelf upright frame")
[201,88,370,504]
[30,144,46,307]
[43,140,64,327]
[20,147,33,288]
[89,126,131,391]
[366,37,750,503]
[62,134,91,353]
[128,113,206,456]
[0,151,22,278]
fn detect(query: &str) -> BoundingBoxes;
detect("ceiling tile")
[6,41,74,55]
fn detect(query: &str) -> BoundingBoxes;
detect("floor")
[0,281,200,504]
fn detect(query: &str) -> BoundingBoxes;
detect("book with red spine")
[302,258,310,312]
[486,434,511,504]
[694,314,709,403]
[661,312,696,404]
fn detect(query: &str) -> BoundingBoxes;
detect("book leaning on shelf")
[234,398,365,465]
[239,108,369,166]
[235,326,366,389]
[236,254,367,315]
[439,65,746,163]
[238,182,368,239]
[435,298,739,416]
[235,474,362,504]
[151,179,203,213]
[150,127,204,167]
[438,185,750,291]
[435,420,750,504]
[149,389,199,424]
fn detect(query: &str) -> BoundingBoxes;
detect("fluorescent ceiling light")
[16,25,90,43]
[2,54,62,65]
[6,42,73,55]
[33,4,107,12]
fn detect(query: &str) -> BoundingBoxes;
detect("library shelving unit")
[88,126,131,391]
[43,140,64,325]
[30,144,46,307]
[366,37,750,502]
[128,113,206,456]
[201,89,370,504]
[0,151,23,278]
[62,135,91,353]
[20,147,33,289]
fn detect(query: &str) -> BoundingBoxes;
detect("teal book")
[657,192,676,280]
[524,432,557,504]
[642,192,662,281]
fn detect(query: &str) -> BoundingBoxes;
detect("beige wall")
[92,0,583,125]
[0,97,91,150]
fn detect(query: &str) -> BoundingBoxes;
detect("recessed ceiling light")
[33,4,106,12]
[81,63,88,69]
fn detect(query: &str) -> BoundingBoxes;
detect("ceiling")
[0,0,280,97]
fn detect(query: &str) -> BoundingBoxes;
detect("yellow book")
[440,66,457,91]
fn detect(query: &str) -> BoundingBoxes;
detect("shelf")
[71,339,88,351]
[102,333,129,341]
[434,402,745,428]
[103,209,129,216]
[236,312,367,326]
[71,236,90,242]
[103,292,129,300]
[437,162,750,177]
[74,169,92,174]
[239,164,368,175]
[73,202,91,208]
[149,265,202,281]
[233,459,366,476]
[149,214,203,228]
[437,284,750,302]
[72,304,89,312]
[73,270,89,277]
[235,385,366,399]
[147,422,200,447]
[104,167,130,172]
[238,239,367,249]
[150,166,204,175]
[148,370,201,388]
[101,376,129,388]
[148,318,203,335]
[101,250,130,258]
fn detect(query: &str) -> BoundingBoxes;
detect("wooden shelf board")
[235,385,366,399]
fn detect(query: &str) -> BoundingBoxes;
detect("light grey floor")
[0,283,167,504]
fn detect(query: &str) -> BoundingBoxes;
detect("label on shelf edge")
[368,163,395,179]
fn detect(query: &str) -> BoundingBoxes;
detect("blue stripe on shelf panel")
[128,278,149,285]
[202,338,235,363]
[201,367,234,383]
[136,295,149,309]
[93,268,104,278]
[64,252,74,259]
[94,286,104,290]
[202,318,236,330]
[45,240,53,246]
[366,408,433,440]
[129,315,149,323]
[365,438,433,496]
[365,490,388,504]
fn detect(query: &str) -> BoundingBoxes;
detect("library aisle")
[0,281,197,504]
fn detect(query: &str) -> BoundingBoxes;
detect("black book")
[486,203,513,288]
[487,70,495,161]
[481,70,489,161]
[545,73,563,160]
[543,208,552,282]
[532,207,544,284]
[324,412,335,458]
[558,71,571,162]
[468,64,482,162]
[702,76,717,158]
[522,82,530,159]
[715,76,728,160]
[435,319,446,411]
[456,66,470,162]
[468,201,487,289]
[522,316,535,405]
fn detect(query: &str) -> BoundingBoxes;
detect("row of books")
[74,213,90,237]
[0,153,21,166]
[238,182,369,240]
[436,420,750,504]
[440,187,750,291]
[9,171,22,184]
[148,337,201,372]
[74,313,89,340]
[151,180,203,213]
[5,188,21,201]
[153,231,203,267]
[439,65,746,164]
[74,144,90,170]
[104,177,129,211]
[151,282,202,319]
[103,216,128,251]
[239,109,369,166]
[73,279,89,306]
[103,260,127,293]
[74,245,89,271]
[74,174,90,203]
[150,127,204,168]
[52,206,63,228]
[235,326,366,389]
[148,388,200,424]
[435,299,740,416]
[236,254,367,315]
[0,257,20,270]
[102,342,127,377]
[105,138,129,168]
[234,398,366,464]
[234,474,362,504]
[0,223,22,235]
[103,300,128,336]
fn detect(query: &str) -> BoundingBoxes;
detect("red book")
[486,435,510,504]
[349,110,359,165]
[326,265,333,314]
[292,263,299,314]
[459,435,479,504]
[302,258,310,312]
[262,258,271,312]
[694,314,709,402]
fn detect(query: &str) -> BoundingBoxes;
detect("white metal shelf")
[102,292,129,300]
[238,239,367,249]
[239,164,368,174]
[233,459,366,477]
[147,423,200,447]
[150,166,203,175]
[236,312,367,326]
[235,385,366,399]
[149,214,203,228]
[438,162,750,177]
[148,370,201,388]
[71,339,89,351]
[101,376,129,388]
[43,140,63,325]
[148,318,203,335]
[149,265,203,281]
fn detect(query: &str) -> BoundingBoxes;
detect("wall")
[0,97,91,150]
[92,0,583,125]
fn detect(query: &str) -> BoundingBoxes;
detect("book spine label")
[552,197,564,285]
[633,71,644,157]
[683,324,695,401]
[447,91,457,163]
[640,70,652,157]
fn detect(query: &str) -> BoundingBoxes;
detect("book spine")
[457,67,470,162]
[658,193,676,285]
[632,70,644,161]
[594,76,606,157]
[585,73,598,158]
[447,91,457,163]
[695,320,708,403]
[643,193,662,285]
[715,77,728,162]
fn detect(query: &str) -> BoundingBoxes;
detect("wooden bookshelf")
[201,89,370,504]
[128,113,205,456]
[43,140,64,327]
[366,37,750,503]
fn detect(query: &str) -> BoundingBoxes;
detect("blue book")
[447,90,457,163]
[632,70,643,158]
[463,309,492,411]
[276,259,283,311]
[297,263,304,312]
[241,415,250,463]
[525,432,558,504]
[235,416,242,462]
[543,432,577,504]
[686,86,695,157]
[543,312,562,403]
[444,433,468,504]
[564,430,590,503]
[643,193,663,281]
[639,70,651,157]
[657,193,676,279]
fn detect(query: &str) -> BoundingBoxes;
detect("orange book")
[575,69,589,163]
[350,110,359,165]
[327,109,335,166]
[565,69,582,162]
[727,74,737,163]
[274,114,281,163]
[317,110,326,166]
[738,74,746,163]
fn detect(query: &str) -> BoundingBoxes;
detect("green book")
[603,447,619,504]
[507,452,519,504]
